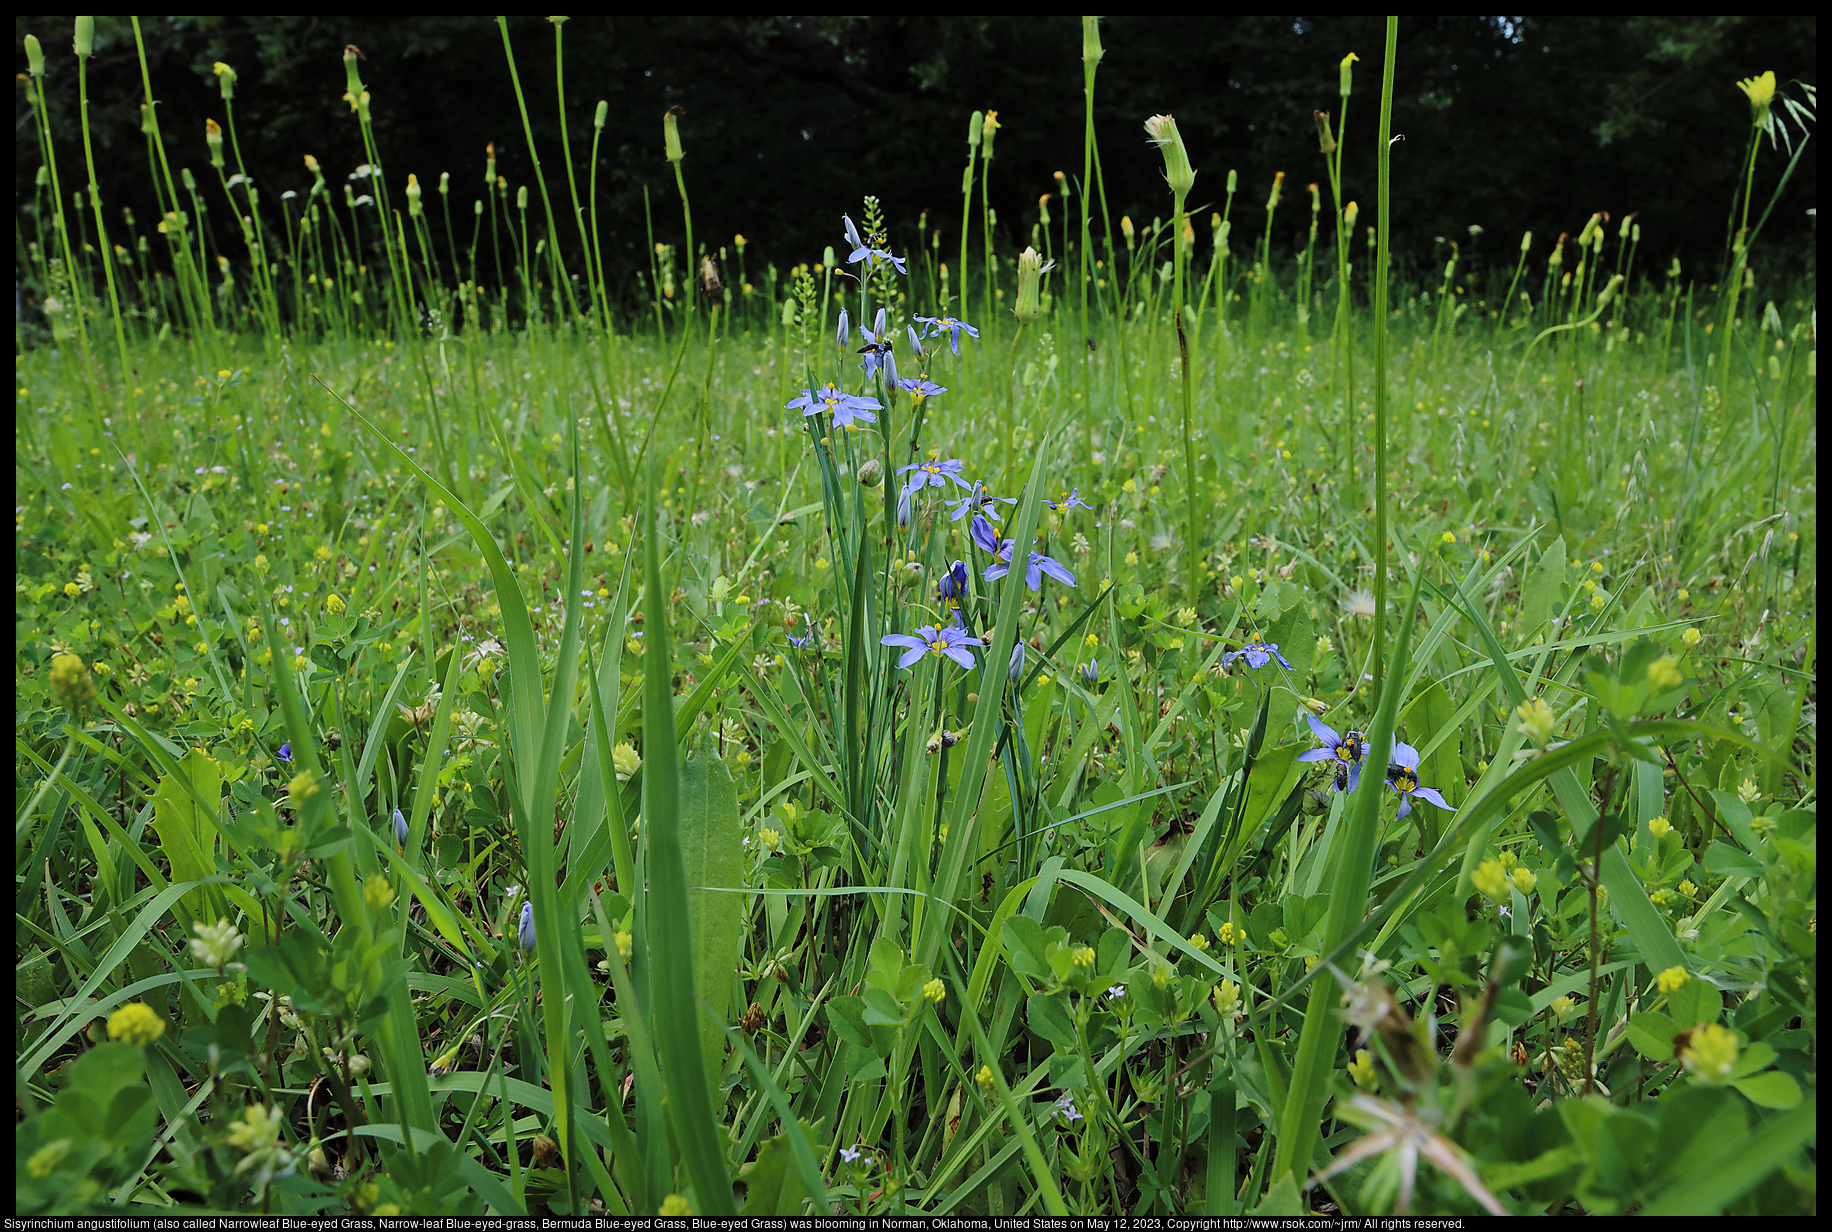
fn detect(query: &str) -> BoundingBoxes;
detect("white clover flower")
[190,918,245,968]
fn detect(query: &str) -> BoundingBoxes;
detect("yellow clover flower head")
[1680,1022,1740,1085]
[49,652,97,716]
[659,1194,692,1216]
[288,767,321,811]
[363,874,395,912]
[923,978,946,1004]
[1514,697,1556,745]
[107,1002,166,1047]
[1647,654,1682,691]
[976,1063,995,1091]
[1348,1047,1376,1088]
[1472,858,1510,901]
[1656,966,1690,995]
[1648,814,1672,838]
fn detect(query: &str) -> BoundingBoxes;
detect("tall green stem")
[1370,19,1398,710]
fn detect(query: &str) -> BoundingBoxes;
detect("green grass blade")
[640,469,734,1215]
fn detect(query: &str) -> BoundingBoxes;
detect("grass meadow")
[15,18,1817,1217]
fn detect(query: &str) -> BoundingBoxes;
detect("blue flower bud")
[1080,659,1099,687]
[837,307,850,349]
[1009,642,1026,682]
[518,901,536,952]
[393,807,408,846]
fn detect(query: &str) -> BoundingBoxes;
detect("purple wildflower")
[1296,713,1369,792]
[914,314,980,355]
[897,452,972,494]
[1221,641,1293,670]
[881,624,983,670]
[786,382,881,430]
[1386,742,1453,820]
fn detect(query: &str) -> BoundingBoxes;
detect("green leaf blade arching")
[680,741,745,1098]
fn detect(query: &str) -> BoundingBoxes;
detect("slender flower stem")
[1370,18,1398,710]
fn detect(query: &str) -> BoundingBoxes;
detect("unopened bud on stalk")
[205,119,225,168]
[1308,183,1321,214]
[1313,110,1337,155]
[1520,230,1532,253]
[1082,16,1104,69]
[1008,641,1026,683]
[1144,114,1196,199]
[837,307,850,348]
[1576,212,1602,248]
[1548,233,1566,268]
[896,488,912,529]
[1267,171,1284,210]
[213,60,237,100]
[1619,212,1635,240]
[182,167,197,192]
[967,110,983,150]
[1014,246,1045,322]
[75,18,95,61]
[1039,193,1052,227]
[25,34,45,77]
[857,458,884,488]
[594,99,608,131]
[981,110,1000,160]
[437,170,449,198]
[516,185,528,211]
[405,173,422,217]
[1226,169,1238,196]
[1343,200,1359,227]
[1340,51,1359,96]
[662,107,684,163]
[342,44,365,99]
[1595,273,1624,310]
[485,141,496,184]
[1121,215,1135,248]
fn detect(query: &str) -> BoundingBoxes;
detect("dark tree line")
[16,16,1817,309]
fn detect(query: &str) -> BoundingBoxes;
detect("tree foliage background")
[16,15,1817,305]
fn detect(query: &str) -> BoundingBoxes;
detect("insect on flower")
[1385,743,1453,819]
[1297,713,1370,791]
[842,213,907,274]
